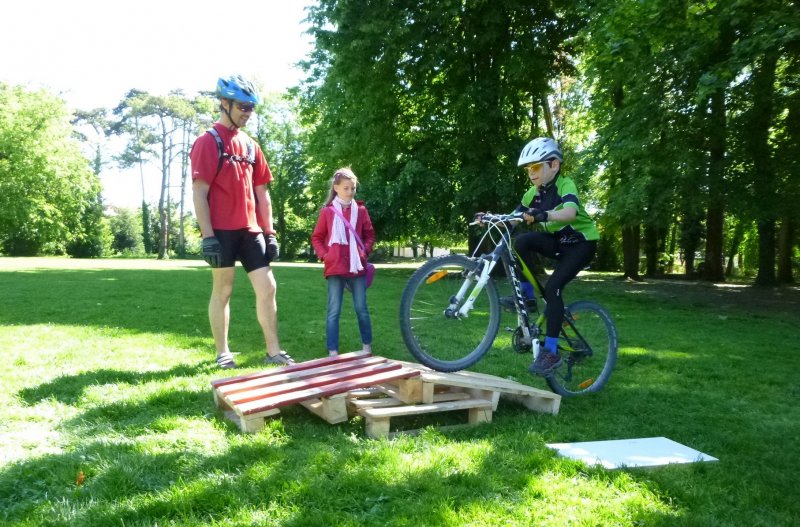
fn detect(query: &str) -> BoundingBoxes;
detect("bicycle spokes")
[399,255,501,372]
[546,301,618,396]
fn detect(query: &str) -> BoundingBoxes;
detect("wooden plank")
[501,392,561,415]
[236,367,420,415]
[300,393,348,424]
[228,362,404,407]
[348,397,404,410]
[348,390,470,412]
[361,398,493,419]
[223,408,280,433]
[418,370,560,399]
[210,351,372,389]
[215,357,388,396]
[360,398,494,439]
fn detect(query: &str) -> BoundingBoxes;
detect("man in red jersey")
[191,74,293,369]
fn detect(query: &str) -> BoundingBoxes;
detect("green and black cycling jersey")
[516,175,599,243]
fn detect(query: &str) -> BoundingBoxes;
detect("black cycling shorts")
[213,229,271,272]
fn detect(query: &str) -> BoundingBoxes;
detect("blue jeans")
[326,275,372,351]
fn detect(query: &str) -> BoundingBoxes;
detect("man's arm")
[254,184,275,234]
[192,179,215,238]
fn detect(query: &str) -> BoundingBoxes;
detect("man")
[190,74,293,368]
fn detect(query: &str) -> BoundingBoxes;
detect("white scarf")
[329,197,363,274]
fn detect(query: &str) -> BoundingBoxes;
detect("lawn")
[1,257,798,526]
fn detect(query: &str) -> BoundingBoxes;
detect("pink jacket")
[311,201,376,278]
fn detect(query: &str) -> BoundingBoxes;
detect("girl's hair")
[323,167,358,206]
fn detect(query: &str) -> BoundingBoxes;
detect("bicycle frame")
[463,214,543,352]
[465,213,585,358]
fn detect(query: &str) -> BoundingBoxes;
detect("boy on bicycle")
[513,137,599,375]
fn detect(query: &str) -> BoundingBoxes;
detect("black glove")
[201,237,222,268]
[266,234,279,260]
[525,208,548,223]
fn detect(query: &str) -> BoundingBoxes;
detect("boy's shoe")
[328,350,339,357]
[215,352,237,369]
[529,351,563,375]
[265,351,295,366]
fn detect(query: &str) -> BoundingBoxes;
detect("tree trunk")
[752,51,780,286]
[157,131,170,260]
[622,225,641,280]
[644,224,658,277]
[178,122,189,257]
[725,220,745,277]
[702,86,726,282]
[777,217,793,284]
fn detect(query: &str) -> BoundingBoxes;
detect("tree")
[254,92,315,258]
[110,90,197,259]
[301,0,581,250]
[107,206,144,255]
[0,84,104,256]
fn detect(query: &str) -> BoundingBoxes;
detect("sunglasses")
[235,102,255,113]
[525,161,548,173]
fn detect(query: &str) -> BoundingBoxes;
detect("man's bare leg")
[247,266,281,357]
[209,267,236,357]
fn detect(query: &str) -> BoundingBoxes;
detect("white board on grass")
[547,436,718,469]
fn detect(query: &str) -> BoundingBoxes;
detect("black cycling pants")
[514,232,597,338]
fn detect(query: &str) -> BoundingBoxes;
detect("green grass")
[1,258,799,526]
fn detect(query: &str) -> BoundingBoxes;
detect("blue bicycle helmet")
[216,75,260,105]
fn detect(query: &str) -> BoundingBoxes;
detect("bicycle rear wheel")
[546,300,618,396]
[399,255,501,372]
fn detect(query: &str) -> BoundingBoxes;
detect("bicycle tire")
[546,300,618,397]
[399,254,501,372]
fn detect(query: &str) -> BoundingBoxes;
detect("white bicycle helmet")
[518,137,563,166]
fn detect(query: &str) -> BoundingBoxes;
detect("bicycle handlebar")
[469,212,525,227]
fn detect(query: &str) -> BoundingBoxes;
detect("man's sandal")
[215,352,237,369]
[265,351,295,366]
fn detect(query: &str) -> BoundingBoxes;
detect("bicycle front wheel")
[546,300,618,397]
[399,255,501,372]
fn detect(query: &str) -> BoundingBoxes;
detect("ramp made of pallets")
[211,353,560,437]
[211,351,419,432]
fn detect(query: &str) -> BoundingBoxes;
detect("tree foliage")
[301,0,581,251]
[0,84,105,256]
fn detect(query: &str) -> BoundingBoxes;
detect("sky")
[0,0,316,208]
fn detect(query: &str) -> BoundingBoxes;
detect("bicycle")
[398,212,618,397]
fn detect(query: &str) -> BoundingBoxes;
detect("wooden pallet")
[348,363,561,437]
[411,367,561,415]
[211,352,420,432]
[211,354,560,436]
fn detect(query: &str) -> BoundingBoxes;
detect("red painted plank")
[210,351,371,388]
[216,356,389,397]
[237,368,421,415]
[228,362,402,406]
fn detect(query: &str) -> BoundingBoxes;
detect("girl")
[311,168,376,356]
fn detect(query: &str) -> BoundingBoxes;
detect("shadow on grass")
[0,406,683,526]
[17,363,209,406]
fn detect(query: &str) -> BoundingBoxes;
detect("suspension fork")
[453,246,503,317]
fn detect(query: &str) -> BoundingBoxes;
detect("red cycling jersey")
[190,123,272,232]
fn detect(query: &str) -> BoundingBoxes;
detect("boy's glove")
[525,208,548,223]
[202,237,222,268]
[266,234,279,260]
